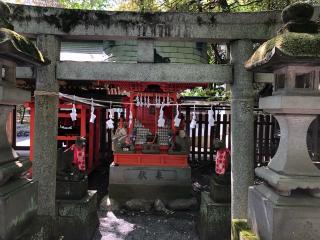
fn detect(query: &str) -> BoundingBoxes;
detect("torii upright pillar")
[33,34,60,238]
[230,39,255,220]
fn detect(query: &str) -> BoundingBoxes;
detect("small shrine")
[0,1,48,239]
[108,81,203,202]
[245,2,320,239]
[112,82,191,166]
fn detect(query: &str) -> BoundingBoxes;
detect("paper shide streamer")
[190,105,197,129]
[89,98,96,123]
[70,95,77,121]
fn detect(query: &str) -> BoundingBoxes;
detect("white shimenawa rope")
[59,93,227,108]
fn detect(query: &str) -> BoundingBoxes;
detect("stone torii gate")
[7,2,312,237]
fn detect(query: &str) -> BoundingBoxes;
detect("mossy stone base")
[0,179,37,240]
[197,191,231,240]
[56,190,99,240]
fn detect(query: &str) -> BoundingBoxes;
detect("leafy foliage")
[10,0,320,12]
[181,84,231,101]
[58,0,108,10]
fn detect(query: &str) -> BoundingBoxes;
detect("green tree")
[31,0,320,12]
[114,0,160,11]
[58,0,108,10]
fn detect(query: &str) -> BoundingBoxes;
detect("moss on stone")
[0,18,13,30]
[0,1,11,19]
[0,28,45,63]
[0,1,13,30]
[232,219,250,240]
[59,11,90,33]
[232,219,259,240]
[94,11,111,28]
[246,32,320,69]
[42,10,116,33]
[239,230,259,240]
[281,2,313,24]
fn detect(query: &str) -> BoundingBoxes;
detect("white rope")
[59,92,228,108]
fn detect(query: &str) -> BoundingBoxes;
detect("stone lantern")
[245,2,320,240]
[0,1,48,239]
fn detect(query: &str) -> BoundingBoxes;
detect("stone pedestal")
[255,98,320,194]
[56,178,88,200]
[0,179,37,240]
[197,192,231,240]
[210,177,231,203]
[109,164,191,203]
[248,184,320,240]
[56,190,99,240]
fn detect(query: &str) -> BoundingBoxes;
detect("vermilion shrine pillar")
[230,39,255,219]
[33,34,60,237]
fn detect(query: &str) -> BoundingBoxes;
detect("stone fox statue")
[213,139,231,185]
[57,137,85,181]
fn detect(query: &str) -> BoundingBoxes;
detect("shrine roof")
[0,27,48,66]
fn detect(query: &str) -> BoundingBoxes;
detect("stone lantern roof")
[245,2,320,73]
[0,1,48,66]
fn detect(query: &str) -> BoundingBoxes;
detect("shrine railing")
[182,105,280,168]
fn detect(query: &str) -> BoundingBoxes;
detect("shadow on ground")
[89,160,214,240]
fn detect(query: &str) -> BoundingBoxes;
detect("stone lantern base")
[255,167,320,196]
[0,178,38,240]
[248,184,320,240]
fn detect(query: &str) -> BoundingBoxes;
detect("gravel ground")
[93,210,199,240]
